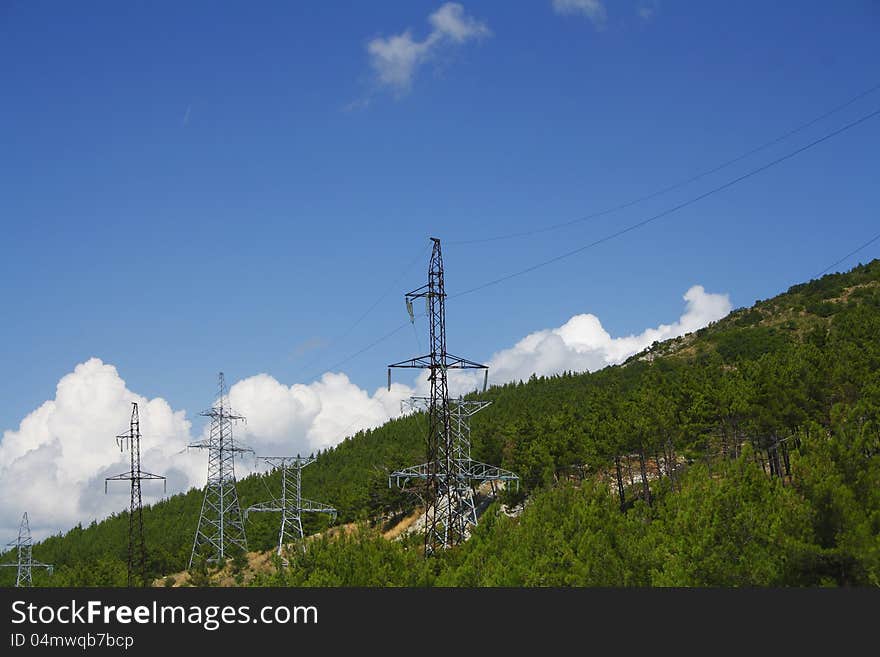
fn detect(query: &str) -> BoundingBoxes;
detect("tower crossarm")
[452,399,493,417]
[402,396,493,415]
[104,471,166,493]
[258,455,316,469]
[465,460,520,487]
[389,460,518,487]
[245,499,337,521]
[388,354,433,369]
[199,408,247,421]
[299,498,338,519]
[403,282,431,300]
[388,355,489,392]
[0,562,53,574]
[388,462,433,486]
[187,439,254,455]
[244,501,283,517]
[388,354,487,370]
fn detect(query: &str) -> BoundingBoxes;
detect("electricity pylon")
[392,396,518,539]
[0,513,53,587]
[189,372,252,568]
[105,402,166,587]
[387,237,517,554]
[246,455,337,564]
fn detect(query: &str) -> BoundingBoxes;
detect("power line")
[450,81,880,246]
[297,106,879,380]
[449,107,880,300]
[816,230,880,277]
[303,315,423,381]
[292,243,431,380]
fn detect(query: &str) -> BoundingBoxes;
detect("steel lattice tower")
[0,513,53,587]
[387,237,517,554]
[246,455,336,563]
[189,372,252,568]
[392,396,519,543]
[105,402,166,587]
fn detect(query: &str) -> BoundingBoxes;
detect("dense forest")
[3,260,880,586]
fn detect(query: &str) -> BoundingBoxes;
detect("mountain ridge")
[3,259,879,586]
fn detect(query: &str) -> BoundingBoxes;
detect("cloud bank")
[367,2,490,94]
[486,285,730,383]
[0,285,729,544]
[0,359,197,546]
[227,372,412,457]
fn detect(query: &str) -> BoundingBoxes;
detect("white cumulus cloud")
[485,285,731,384]
[552,0,608,28]
[429,2,491,42]
[226,372,413,458]
[0,358,197,545]
[366,2,490,94]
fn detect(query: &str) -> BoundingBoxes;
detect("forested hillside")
[4,260,880,587]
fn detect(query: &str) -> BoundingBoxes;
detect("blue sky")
[1,0,879,439]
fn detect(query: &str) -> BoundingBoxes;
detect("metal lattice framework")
[189,372,252,568]
[387,237,517,554]
[0,513,53,587]
[392,396,519,537]
[246,455,337,563]
[105,402,166,587]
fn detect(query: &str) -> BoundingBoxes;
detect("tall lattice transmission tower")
[189,372,252,568]
[0,513,53,587]
[388,237,518,554]
[396,395,519,518]
[246,455,336,563]
[105,402,166,587]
